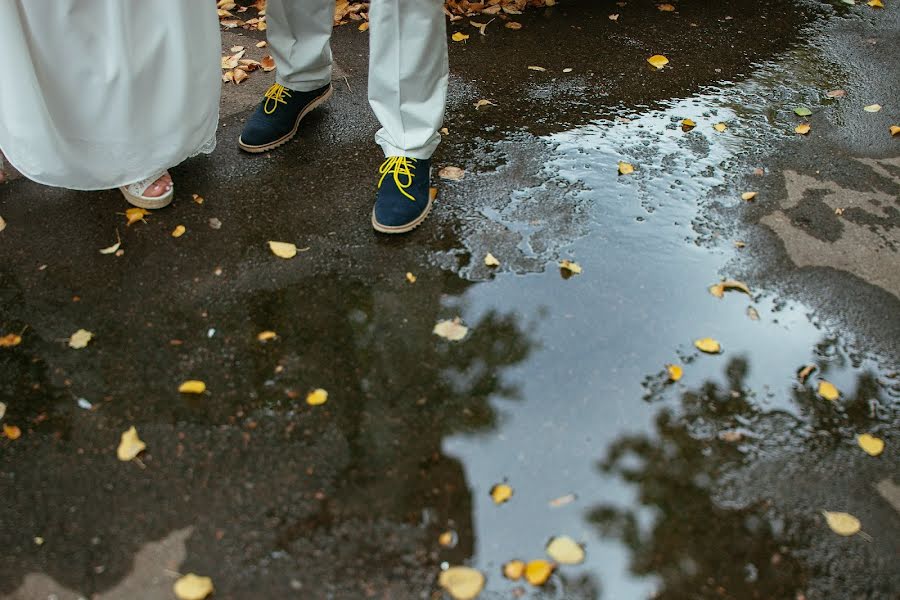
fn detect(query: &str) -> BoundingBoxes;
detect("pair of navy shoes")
[238,82,432,234]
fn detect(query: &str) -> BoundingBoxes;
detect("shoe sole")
[371,196,434,234]
[237,85,334,153]
[119,186,173,210]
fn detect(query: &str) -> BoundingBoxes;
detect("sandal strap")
[124,170,169,197]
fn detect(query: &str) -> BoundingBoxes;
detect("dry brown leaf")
[439,166,466,180]
[658,3,676,11]
[261,55,276,71]
[505,21,522,29]
[708,279,751,298]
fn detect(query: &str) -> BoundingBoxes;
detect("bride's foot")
[119,170,174,209]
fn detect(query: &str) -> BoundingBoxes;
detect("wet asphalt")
[1,1,898,599]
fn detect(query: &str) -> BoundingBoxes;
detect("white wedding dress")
[0,0,221,190]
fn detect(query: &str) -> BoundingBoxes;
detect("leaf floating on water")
[817,380,840,401]
[268,241,297,259]
[3,424,22,440]
[546,536,585,565]
[681,118,696,131]
[490,483,514,505]
[438,566,485,600]
[709,279,751,298]
[174,573,214,600]
[797,364,816,383]
[524,559,554,586]
[257,330,277,342]
[796,123,812,135]
[439,166,466,181]
[484,253,500,267]
[667,364,683,382]
[559,260,582,275]
[116,426,146,461]
[822,511,861,536]
[694,338,722,354]
[618,161,635,175]
[0,333,22,347]
[178,380,207,394]
[863,104,882,113]
[306,388,328,406]
[747,306,760,321]
[433,318,469,342]
[124,207,149,226]
[69,329,93,349]
[794,106,812,117]
[647,54,669,69]
[857,433,884,456]
[503,560,526,580]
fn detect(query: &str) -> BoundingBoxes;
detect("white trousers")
[267,0,448,159]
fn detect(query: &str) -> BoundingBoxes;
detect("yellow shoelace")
[378,156,418,201]
[263,83,292,115]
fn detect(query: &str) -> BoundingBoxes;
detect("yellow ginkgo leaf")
[268,241,297,259]
[822,511,861,536]
[546,535,585,565]
[172,225,186,238]
[116,426,146,461]
[694,338,722,354]
[484,253,500,267]
[817,380,840,401]
[490,483,513,505]
[503,560,526,580]
[795,123,811,135]
[406,272,417,283]
[125,207,149,226]
[306,388,328,406]
[857,433,884,456]
[741,192,758,201]
[559,259,582,275]
[433,318,469,341]
[868,0,883,6]
[3,424,22,440]
[681,118,696,130]
[0,333,22,347]
[618,161,635,175]
[524,559,554,586]
[178,380,207,394]
[257,330,277,342]
[438,566,485,600]
[69,329,93,349]
[667,364,683,382]
[890,125,900,136]
[647,54,669,69]
[863,104,882,113]
[714,122,727,132]
[173,573,214,600]
[451,32,469,42]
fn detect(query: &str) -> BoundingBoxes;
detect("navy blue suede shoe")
[238,83,332,153]
[372,157,433,234]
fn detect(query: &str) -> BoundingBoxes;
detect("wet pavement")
[1,1,898,599]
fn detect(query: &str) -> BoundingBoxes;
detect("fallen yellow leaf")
[438,530,457,547]
[3,424,22,440]
[429,187,438,201]
[173,573,214,600]
[667,364,683,382]
[0,215,5,232]
[694,338,722,354]
[708,279,751,298]
[817,380,840,401]
[438,566,485,600]
[868,0,884,6]
[524,559,554,586]
[69,329,93,349]
[306,388,328,406]
[797,364,816,383]
[260,55,276,71]
[681,118,696,130]
[741,192,758,201]
[433,318,469,341]
[125,207,149,226]
[505,21,522,30]
[178,380,207,394]
[116,426,146,461]
[358,21,369,31]
[100,230,122,255]
[714,122,727,132]
[474,99,496,109]
[268,241,297,259]
[451,32,469,42]
[503,559,526,580]
[490,483,513,504]
[795,123,811,135]
[406,272,417,283]
[257,330,277,342]
[647,54,669,69]
[559,260,582,275]
[658,3,676,11]
[172,225,186,238]
[618,161,635,175]
[857,433,884,456]
[890,125,900,136]
[864,104,882,113]
[484,253,500,267]
[546,535,585,564]
[439,166,466,181]
[0,333,22,347]
[822,511,860,536]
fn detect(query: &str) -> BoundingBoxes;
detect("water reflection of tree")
[590,357,810,600]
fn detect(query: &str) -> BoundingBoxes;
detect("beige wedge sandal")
[119,170,174,209]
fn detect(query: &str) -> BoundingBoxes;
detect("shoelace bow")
[263,83,292,115]
[378,157,418,201]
